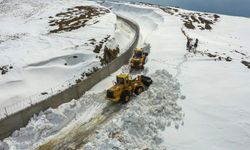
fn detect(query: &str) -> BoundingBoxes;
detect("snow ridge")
[101,1,165,44]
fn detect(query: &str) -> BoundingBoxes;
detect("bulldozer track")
[36,102,124,150]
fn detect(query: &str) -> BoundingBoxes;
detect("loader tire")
[135,86,144,95]
[120,91,130,104]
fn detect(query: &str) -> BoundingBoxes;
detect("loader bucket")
[141,75,153,87]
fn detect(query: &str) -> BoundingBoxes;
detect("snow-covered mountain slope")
[2,1,250,150]
[0,0,135,107]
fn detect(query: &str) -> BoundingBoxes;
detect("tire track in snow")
[175,52,188,78]
[36,102,124,150]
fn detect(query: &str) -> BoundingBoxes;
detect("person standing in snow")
[194,38,199,54]
[186,39,191,52]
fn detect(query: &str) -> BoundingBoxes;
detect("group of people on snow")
[186,38,199,53]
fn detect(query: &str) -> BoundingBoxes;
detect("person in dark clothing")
[186,39,191,52]
[194,38,199,48]
[186,39,190,48]
[194,38,199,54]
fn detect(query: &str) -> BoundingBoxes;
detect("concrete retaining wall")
[0,15,139,140]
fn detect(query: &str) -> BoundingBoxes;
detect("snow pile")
[83,70,184,150]
[4,92,107,150]
[111,19,136,51]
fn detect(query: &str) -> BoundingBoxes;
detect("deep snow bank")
[101,1,165,45]
[4,92,107,149]
[83,70,184,150]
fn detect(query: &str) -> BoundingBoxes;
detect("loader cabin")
[116,74,130,85]
[134,48,143,58]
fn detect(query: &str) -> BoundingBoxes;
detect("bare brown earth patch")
[106,0,220,31]
[75,44,120,84]
[182,30,250,71]
[81,66,100,78]
[45,5,127,85]
[241,61,250,69]
[100,46,120,65]
[184,21,195,29]
[92,35,111,53]
[160,7,219,30]
[230,50,250,69]
[46,6,120,84]
[182,29,233,62]
[204,52,232,62]
[232,50,247,57]
[75,66,101,84]
[75,38,120,84]
[85,35,119,65]
[123,2,219,30]
[48,6,110,33]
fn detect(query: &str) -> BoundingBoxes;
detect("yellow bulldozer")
[106,73,152,103]
[130,48,148,70]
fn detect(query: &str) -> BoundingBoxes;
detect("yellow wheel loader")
[106,73,152,103]
[130,48,148,70]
